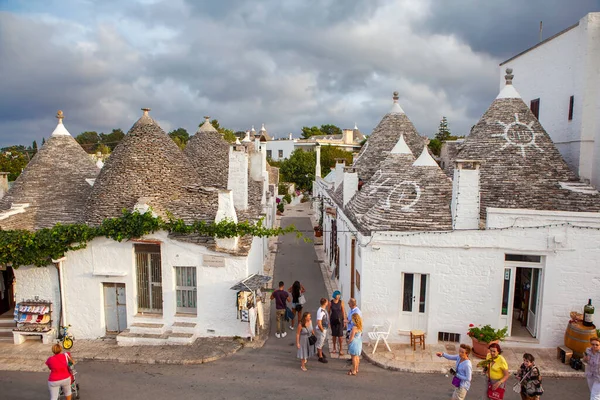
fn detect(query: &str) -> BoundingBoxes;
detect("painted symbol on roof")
[493,113,543,158]
[383,181,421,212]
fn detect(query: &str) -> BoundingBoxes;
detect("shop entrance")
[0,267,15,315]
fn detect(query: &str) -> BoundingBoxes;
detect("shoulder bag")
[513,368,530,393]
[298,294,306,305]
[308,333,317,345]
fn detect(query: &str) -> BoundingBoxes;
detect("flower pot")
[314,227,323,238]
[471,338,498,359]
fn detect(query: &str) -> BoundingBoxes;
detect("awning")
[230,274,272,292]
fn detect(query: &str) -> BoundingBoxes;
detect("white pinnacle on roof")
[198,116,218,133]
[251,125,256,132]
[496,68,522,99]
[51,110,71,136]
[354,123,358,130]
[242,130,251,142]
[96,159,104,169]
[413,145,438,167]
[235,137,241,145]
[389,91,405,114]
[260,123,266,132]
[390,134,413,155]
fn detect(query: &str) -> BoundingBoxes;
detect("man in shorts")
[270,281,290,338]
[316,298,329,363]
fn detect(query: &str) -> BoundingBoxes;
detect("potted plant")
[467,324,508,359]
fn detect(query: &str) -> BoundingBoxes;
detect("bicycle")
[58,325,75,350]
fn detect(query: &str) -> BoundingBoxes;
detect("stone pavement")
[306,200,586,378]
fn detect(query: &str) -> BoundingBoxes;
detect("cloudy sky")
[0,0,597,147]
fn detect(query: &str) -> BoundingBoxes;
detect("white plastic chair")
[368,319,392,354]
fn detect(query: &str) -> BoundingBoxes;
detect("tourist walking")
[296,312,316,371]
[436,344,473,400]
[328,290,346,355]
[316,298,329,363]
[346,298,362,339]
[270,281,290,338]
[46,343,73,400]
[515,353,543,400]
[583,336,600,400]
[484,343,509,400]
[347,313,363,376]
[288,280,306,329]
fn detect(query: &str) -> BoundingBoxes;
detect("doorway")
[499,254,543,339]
[135,244,163,313]
[103,283,127,333]
[0,267,15,315]
[399,273,428,331]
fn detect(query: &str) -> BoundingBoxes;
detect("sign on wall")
[203,255,225,268]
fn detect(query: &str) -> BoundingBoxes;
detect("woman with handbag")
[296,312,315,371]
[436,344,473,399]
[485,343,509,400]
[328,290,346,356]
[583,336,600,400]
[288,281,306,330]
[45,343,74,400]
[347,313,363,376]
[514,353,543,400]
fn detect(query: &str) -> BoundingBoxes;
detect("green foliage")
[319,145,353,177]
[76,129,125,153]
[279,149,316,190]
[301,124,342,139]
[75,131,101,153]
[428,138,443,157]
[100,129,125,151]
[277,203,284,213]
[283,194,292,204]
[467,324,508,343]
[0,210,297,268]
[278,183,288,196]
[168,128,190,150]
[210,119,237,143]
[0,148,30,181]
[429,117,464,157]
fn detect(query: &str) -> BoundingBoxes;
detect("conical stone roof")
[184,116,230,188]
[86,109,217,225]
[0,111,99,230]
[349,143,452,234]
[352,92,426,182]
[456,69,600,217]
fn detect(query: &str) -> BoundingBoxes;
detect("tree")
[300,124,343,139]
[428,138,443,157]
[32,141,38,154]
[279,149,316,190]
[0,147,29,181]
[168,128,190,150]
[428,117,463,156]
[76,131,100,153]
[41,137,46,145]
[209,119,237,143]
[100,129,125,151]
[319,145,353,177]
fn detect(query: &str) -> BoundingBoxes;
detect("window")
[355,270,361,291]
[278,150,283,158]
[266,150,272,159]
[505,254,541,263]
[568,95,574,121]
[501,268,511,315]
[402,273,414,312]
[530,98,540,119]
[175,266,197,313]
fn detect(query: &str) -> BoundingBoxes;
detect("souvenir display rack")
[14,299,52,333]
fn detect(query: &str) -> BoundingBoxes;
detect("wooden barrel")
[565,321,596,357]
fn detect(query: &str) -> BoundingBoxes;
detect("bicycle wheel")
[63,337,74,349]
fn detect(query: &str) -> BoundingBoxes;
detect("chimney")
[343,167,358,206]
[334,159,345,190]
[315,144,322,178]
[227,146,249,210]
[215,189,239,250]
[288,132,293,140]
[250,149,262,181]
[451,160,481,230]
[343,129,354,144]
[0,172,9,199]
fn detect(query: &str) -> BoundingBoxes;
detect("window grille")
[175,266,197,313]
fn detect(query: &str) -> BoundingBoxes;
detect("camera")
[449,368,456,375]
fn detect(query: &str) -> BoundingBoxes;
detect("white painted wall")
[265,140,297,161]
[14,265,61,331]
[500,13,600,187]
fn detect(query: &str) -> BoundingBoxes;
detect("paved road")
[0,216,590,399]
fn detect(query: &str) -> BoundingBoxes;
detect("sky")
[0,0,598,147]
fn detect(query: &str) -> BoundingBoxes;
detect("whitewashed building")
[314,77,600,348]
[1,110,277,345]
[500,12,600,189]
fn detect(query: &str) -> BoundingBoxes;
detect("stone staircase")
[116,314,197,346]
[0,310,16,343]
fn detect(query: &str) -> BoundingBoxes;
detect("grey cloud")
[421,0,599,59]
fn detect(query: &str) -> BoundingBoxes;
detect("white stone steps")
[116,330,195,346]
[171,322,196,335]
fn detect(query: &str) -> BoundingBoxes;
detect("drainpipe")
[52,257,67,328]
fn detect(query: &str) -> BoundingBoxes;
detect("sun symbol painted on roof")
[383,181,421,212]
[492,113,543,158]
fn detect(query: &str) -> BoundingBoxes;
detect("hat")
[332,290,341,299]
